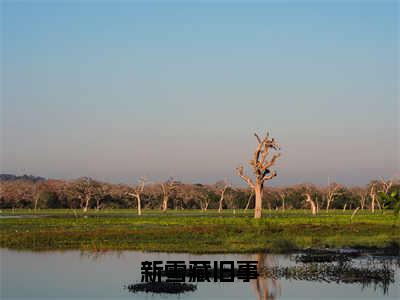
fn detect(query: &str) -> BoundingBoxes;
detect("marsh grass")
[0,209,398,253]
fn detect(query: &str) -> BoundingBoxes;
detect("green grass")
[0,209,399,253]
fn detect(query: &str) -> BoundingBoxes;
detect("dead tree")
[315,196,320,213]
[351,207,360,223]
[380,177,393,194]
[236,131,281,219]
[305,193,317,215]
[69,177,102,213]
[278,190,286,212]
[161,177,177,212]
[217,179,230,213]
[33,184,40,211]
[200,196,210,212]
[195,185,211,212]
[244,190,254,212]
[325,180,341,212]
[374,177,394,212]
[354,187,368,210]
[127,177,146,216]
[369,184,379,213]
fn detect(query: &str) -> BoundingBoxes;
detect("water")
[1,249,399,300]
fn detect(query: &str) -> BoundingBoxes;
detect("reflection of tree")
[252,253,281,300]
[254,252,395,296]
[80,250,124,262]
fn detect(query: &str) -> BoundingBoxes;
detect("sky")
[1,1,399,186]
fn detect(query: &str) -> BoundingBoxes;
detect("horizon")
[0,172,397,189]
[2,2,399,186]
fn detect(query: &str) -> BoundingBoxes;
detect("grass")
[0,209,399,253]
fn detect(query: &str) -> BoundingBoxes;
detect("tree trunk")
[244,192,253,212]
[351,207,360,223]
[218,197,224,213]
[306,194,317,215]
[83,195,90,212]
[371,194,375,213]
[254,183,263,219]
[376,198,382,211]
[137,195,142,216]
[218,188,226,213]
[162,196,168,212]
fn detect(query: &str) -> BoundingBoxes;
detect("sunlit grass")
[0,209,398,253]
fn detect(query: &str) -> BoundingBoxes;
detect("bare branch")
[263,171,277,181]
[236,165,255,188]
[254,133,262,143]
[261,153,281,173]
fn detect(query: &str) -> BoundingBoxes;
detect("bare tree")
[352,186,368,210]
[199,195,210,212]
[369,183,379,213]
[68,177,102,212]
[380,177,393,194]
[278,190,287,212]
[217,179,230,213]
[244,190,254,212]
[325,179,341,212]
[193,184,211,212]
[305,193,317,215]
[127,177,147,216]
[351,207,360,223]
[33,183,40,211]
[236,131,281,219]
[161,177,177,212]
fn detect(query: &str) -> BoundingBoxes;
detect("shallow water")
[1,249,399,300]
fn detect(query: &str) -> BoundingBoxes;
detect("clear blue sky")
[1,1,398,186]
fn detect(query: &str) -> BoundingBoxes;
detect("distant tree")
[368,182,379,213]
[378,177,400,217]
[244,189,254,212]
[324,179,342,212]
[303,184,318,215]
[216,179,230,213]
[127,177,147,216]
[278,188,287,212]
[161,177,178,211]
[351,186,368,210]
[0,180,36,209]
[68,177,103,212]
[236,131,281,219]
[40,190,60,208]
[305,194,317,215]
[196,185,212,212]
[380,190,400,217]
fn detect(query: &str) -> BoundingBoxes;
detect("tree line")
[1,174,398,213]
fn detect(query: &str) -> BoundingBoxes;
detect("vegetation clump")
[125,282,197,294]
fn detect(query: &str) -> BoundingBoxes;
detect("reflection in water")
[120,251,397,298]
[260,255,395,295]
[252,253,281,300]
[2,249,399,299]
[125,281,197,294]
[80,249,124,261]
